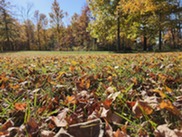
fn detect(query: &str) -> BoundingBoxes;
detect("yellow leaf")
[165,86,172,93]
[159,100,181,116]
[71,61,78,65]
[56,71,65,79]
[152,89,166,99]
[85,79,90,89]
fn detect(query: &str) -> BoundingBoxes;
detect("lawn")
[0,52,182,136]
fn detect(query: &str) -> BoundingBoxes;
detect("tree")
[88,0,128,51]
[19,3,34,50]
[70,5,92,50]
[34,10,48,50]
[0,0,18,51]
[49,0,64,48]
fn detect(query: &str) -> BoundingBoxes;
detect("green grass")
[0,51,182,136]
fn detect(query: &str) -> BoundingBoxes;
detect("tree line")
[0,0,182,52]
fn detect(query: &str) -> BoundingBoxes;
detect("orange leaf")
[113,129,128,137]
[103,99,112,109]
[65,95,77,104]
[69,65,75,72]
[14,102,27,111]
[85,79,90,89]
[159,100,181,116]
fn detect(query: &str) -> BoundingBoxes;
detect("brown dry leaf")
[14,102,27,111]
[41,130,55,137]
[159,100,181,116]
[51,116,68,127]
[105,119,113,137]
[68,119,103,137]
[106,111,122,124]
[51,108,69,127]
[131,77,138,86]
[154,124,182,137]
[107,76,113,82]
[120,123,128,135]
[100,107,109,118]
[0,119,14,131]
[26,118,39,136]
[158,73,167,82]
[132,101,153,118]
[27,118,38,129]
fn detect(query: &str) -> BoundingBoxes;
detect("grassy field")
[0,51,182,136]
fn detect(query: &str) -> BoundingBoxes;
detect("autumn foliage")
[0,52,182,136]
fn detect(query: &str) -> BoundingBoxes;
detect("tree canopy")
[0,0,181,52]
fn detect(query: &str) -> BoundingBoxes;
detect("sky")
[9,0,87,24]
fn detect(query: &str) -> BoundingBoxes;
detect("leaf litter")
[0,52,182,136]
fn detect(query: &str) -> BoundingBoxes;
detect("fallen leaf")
[159,100,181,116]
[152,89,166,98]
[41,130,55,137]
[113,129,129,137]
[132,101,153,118]
[85,79,90,89]
[51,116,68,127]
[65,95,77,104]
[0,119,14,131]
[103,99,113,109]
[14,102,27,111]
[165,86,173,92]
[154,124,182,137]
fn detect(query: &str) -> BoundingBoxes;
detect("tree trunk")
[3,10,11,51]
[159,13,162,51]
[159,29,162,51]
[143,36,147,51]
[171,29,176,49]
[117,15,120,52]
[38,27,41,50]
[122,36,125,51]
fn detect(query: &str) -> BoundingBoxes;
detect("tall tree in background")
[34,10,48,50]
[19,3,34,50]
[88,0,119,50]
[70,5,92,50]
[49,0,64,49]
[0,0,18,51]
[34,10,41,50]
